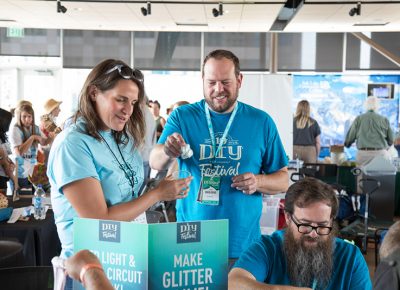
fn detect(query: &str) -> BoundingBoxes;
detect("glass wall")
[278,33,343,72]
[134,32,201,70]
[204,33,270,71]
[1,29,399,127]
[0,28,60,57]
[346,32,400,70]
[1,28,398,72]
[63,30,131,68]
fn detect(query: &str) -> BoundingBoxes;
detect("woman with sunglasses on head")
[47,59,192,286]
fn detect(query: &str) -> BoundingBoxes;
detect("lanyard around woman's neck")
[98,131,136,197]
[204,101,238,159]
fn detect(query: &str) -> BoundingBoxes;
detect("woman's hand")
[7,158,15,172]
[36,135,45,143]
[152,176,193,201]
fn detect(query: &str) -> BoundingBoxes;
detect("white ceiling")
[0,0,400,32]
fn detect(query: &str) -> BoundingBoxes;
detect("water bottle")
[33,184,46,220]
[296,157,300,172]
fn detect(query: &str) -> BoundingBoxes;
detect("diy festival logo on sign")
[99,220,121,243]
[148,220,228,290]
[177,222,201,243]
[74,218,228,290]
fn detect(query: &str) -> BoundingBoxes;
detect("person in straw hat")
[39,99,62,164]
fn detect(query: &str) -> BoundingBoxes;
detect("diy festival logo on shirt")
[198,132,242,177]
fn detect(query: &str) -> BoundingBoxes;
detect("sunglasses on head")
[105,64,144,82]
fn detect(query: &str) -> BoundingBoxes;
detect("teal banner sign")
[74,218,228,290]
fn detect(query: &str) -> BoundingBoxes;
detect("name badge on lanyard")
[197,102,238,206]
[197,174,221,205]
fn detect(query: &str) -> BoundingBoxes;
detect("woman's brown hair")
[74,59,145,148]
[15,104,37,144]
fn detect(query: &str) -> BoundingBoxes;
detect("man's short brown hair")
[202,49,241,78]
[284,177,338,219]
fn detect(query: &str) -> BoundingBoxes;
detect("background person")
[293,100,321,163]
[150,49,288,262]
[166,100,191,176]
[10,104,49,190]
[0,108,18,194]
[373,221,400,290]
[172,100,190,111]
[9,100,33,130]
[39,98,62,164]
[379,221,400,260]
[394,125,400,157]
[47,59,192,266]
[139,97,157,194]
[228,177,371,290]
[345,96,393,166]
[148,100,166,141]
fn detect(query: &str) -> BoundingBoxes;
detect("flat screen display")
[367,83,395,99]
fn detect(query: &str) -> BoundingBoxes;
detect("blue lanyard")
[204,102,238,159]
[312,279,317,290]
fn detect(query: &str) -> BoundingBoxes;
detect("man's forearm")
[149,144,175,171]
[255,168,289,194]
[229,273,309,290]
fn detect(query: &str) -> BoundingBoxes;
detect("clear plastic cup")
[172,170,191,180]
[171,170,191,196]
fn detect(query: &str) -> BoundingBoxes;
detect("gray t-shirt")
[293,117,321,146]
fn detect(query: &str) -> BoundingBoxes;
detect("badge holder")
[197,174,220,206]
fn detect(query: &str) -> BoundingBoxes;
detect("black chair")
[0,240,24,268]
[0,266,53,290]
[300,163,338,184]
[146,210,164,223]
[142,174,175,223]
[339,177,395,266]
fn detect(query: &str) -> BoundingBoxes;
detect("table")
[0,198,61,266]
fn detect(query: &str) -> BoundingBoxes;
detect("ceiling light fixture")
[141,2,151,16]
[212,2,223,17]
[57,0,67,14]
[349,2,361,17]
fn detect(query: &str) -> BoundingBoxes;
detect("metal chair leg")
[160,201,169,223]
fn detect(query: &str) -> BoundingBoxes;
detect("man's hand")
[164,133,186,158]
[231,173,258,194]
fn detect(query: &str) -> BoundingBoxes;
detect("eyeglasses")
[290,214,332,236]
[105,64,144,82]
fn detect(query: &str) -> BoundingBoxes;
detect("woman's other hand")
[153,176,193,201]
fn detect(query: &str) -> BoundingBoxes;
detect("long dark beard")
[284,228,334,289]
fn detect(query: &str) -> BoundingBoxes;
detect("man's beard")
[284,228,334,288]
[204,88,239,113]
